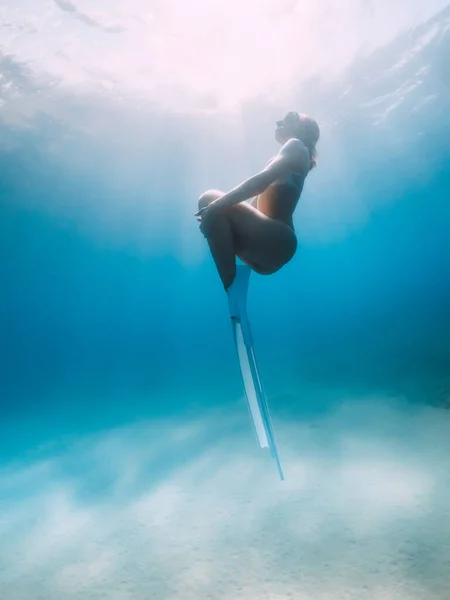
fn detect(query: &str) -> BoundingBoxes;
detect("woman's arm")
[213,138,309,209]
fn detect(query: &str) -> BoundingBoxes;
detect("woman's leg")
[197,189,223,211]
[197,190,297,291]
[198,190,237,290]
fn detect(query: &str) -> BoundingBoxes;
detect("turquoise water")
[1,4,450,599]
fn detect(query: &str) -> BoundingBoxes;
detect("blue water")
[1,5,450,599]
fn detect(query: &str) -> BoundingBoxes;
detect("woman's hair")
[296,113,320,171]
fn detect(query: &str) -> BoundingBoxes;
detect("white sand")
[1,393,449,600]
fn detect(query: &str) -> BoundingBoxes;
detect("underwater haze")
[1,1,450,599]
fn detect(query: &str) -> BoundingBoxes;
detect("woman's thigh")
[227,203,297,274]
[197,190,297,274]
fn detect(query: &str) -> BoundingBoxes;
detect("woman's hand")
[194,201,223,238]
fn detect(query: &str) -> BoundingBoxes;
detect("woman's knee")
[197,189,223,211]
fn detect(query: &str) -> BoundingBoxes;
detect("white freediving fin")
[227,263,284,481]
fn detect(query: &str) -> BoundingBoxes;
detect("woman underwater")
[195,111,320,290]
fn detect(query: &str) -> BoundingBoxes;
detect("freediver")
[195,111,320,290]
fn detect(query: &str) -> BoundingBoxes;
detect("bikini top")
[271,143,311,190]
[247,145,310,203]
